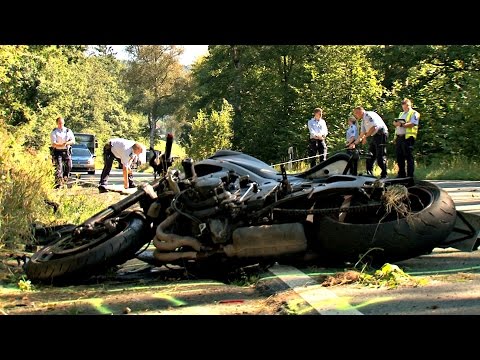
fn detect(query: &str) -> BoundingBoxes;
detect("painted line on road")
[268,264,363,315]
[407,264,480,276]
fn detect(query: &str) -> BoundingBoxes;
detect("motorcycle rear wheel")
[25,212,148,284]
[312,180,456,265]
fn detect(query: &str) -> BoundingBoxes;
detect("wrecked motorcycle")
[25,134,480,283]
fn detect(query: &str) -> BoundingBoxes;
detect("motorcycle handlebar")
[165,133,173,162]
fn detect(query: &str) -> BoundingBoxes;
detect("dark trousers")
[308,139,327,168]
[366,133,388,178]
[53,149,72,182]
[344,149,359,175]
[396,136,415,177]
[99,143,134,187]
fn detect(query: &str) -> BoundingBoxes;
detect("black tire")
[312,180,456,264]
[25,212,149,284]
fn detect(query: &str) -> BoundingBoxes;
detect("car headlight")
[87,159,94,165]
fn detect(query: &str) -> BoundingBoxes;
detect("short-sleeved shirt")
[307,118,328,139]
[346,124,358,143]
[110,138,137,170]
[50,127,75,150]
[360,111,388,135]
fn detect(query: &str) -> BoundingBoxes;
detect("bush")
[0,120,55,248]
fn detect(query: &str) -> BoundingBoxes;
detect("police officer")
[353,106,389,178]
[50,116,75,188]
[393,98,420,178]
[345,115,359,175]
[98,138,145,193]
[307,107,329,168]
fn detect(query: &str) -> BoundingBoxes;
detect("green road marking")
[28,297,114,314]
[407,265,480,276]
[86,298,114,314]
[152,293,187,307]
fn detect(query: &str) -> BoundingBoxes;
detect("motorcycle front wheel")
[25,211,149,284]
[312,180,456,264]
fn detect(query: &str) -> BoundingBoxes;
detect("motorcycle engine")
[194,176,224,198]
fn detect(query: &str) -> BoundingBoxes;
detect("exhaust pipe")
[154,212,202,252]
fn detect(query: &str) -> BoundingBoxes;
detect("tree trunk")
[230,45,243,149]
[148,113,155,149]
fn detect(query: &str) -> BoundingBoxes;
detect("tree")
[187,99,234,160]
[368,45,480,160]
[0,45,41,128]
[189,45,384,163]
[124,45,187,148]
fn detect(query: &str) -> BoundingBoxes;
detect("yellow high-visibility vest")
[398,109,419,139]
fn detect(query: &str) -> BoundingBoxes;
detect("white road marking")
[269,264,363,315]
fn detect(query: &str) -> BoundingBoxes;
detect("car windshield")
[72,148,92,157]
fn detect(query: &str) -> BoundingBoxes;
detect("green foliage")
[370,45,480,161]
[0,45,141,154]
[189,45,480,170]
[124,46,189,148]
[0,45,40,127]
[187,99,234,160]
[229,273,260,287]
[0,119,54,248]
[18,276,33,291]
[189,45,384,163]
[358,263,426,289]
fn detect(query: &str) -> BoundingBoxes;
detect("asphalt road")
[71,168,155,188]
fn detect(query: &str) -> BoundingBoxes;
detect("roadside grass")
[1,125,54,249]
[415,157,480,180]
[0,137,124,250]
[46,186,124,225]
[276,154,479,181]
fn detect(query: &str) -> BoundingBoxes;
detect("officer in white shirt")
[98,138,145,193]
[50,116,75,187]
[353,106,389,178]
[307,107,328,168]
